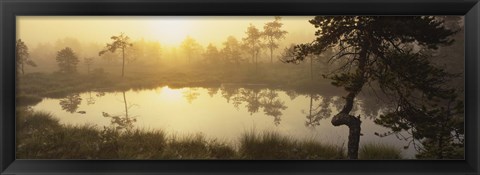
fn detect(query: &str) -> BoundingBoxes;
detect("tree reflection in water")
[207,87,219,97]
[86,92,96,105]
[303,93,343,128]
[183,88,200,104]
[303,94,324,127]
[59,94,82,113]
[260,89,287,125]
[239,88,262,115]
[222,86,287,125]
[85,91,106,105]
[102,91,137,131]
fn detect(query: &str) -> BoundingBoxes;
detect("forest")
[16,16,464,160]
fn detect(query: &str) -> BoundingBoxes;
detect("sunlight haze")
[17,16,316,47]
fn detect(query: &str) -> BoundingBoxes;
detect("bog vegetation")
[16,16,464,159]
[18,109,405,159]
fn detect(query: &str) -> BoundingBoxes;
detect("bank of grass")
[16,110,400,159]
[239,130,345,159]
[359,143,402,159]
[162,134,236,159]
[16,109,237,159]
[17,63,335,103]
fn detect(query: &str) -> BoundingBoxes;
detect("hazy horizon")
[17,16,316,48]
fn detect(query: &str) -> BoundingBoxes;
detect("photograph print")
[16,16,465,160]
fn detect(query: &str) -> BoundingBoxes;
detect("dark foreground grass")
[16,110,400,159]
[239,130,344,159]
[359,143,402,159]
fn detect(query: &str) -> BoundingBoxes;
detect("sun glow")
[148,19,192,46]
[159,86,183,101]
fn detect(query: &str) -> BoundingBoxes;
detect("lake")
[30,85,417,158]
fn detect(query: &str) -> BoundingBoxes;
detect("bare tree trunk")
[270,48,273,64]
[122,47,125,78]
[123,91,128,119]
[331,92,362,159]
[309,94,313,116]
[21,63,25,75]
[331,49,367,159]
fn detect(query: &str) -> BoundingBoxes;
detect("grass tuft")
[359,143,402,159]
[239,130,344,159]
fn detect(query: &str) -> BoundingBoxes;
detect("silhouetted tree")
[287,16,457,159]
[221,36,243,66]
[429,16,464,91]
[263,16,288,64]
[56,47,79,74]
[16,39,36,75]
[180,36,202,64]
[243,24,264,72]
[372,51,464,159]
[203,43,220,65]
[84,57,94,74]
[99,33,133,78]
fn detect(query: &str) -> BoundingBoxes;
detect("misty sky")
[17,16,317,48]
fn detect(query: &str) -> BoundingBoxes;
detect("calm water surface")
[31,85,417,158]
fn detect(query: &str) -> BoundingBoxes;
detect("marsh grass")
[359,143,402,159]
[162,134,236,159]
[16,110,235,159]
[239,130,344,159]
[16,110,399,160]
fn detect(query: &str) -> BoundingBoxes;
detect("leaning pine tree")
[286,16,457,159]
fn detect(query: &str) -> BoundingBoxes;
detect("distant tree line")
[16,17,290,77]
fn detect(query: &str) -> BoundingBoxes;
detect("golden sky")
[17,16,317,47]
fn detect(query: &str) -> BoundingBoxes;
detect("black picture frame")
[1,0,479,174]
